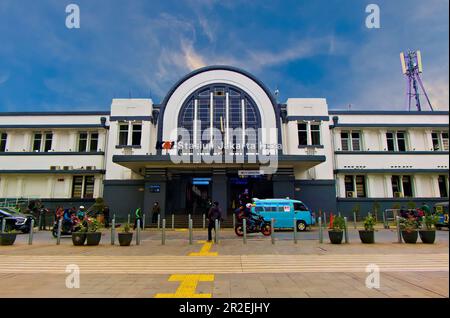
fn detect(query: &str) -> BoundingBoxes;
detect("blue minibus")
[252,198,315,231]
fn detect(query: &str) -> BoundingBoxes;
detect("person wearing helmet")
[77,206,86,221]
[244,203,258,229]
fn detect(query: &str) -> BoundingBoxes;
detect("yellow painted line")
[175,229,188,232]
[155,274,214,298]
[189,240,218,256]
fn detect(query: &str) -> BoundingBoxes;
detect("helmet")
[246,203,252,208]
[79,206,85,210]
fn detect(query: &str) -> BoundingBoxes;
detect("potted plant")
[400,216,419,243]
[118,223,133,246]
[419,214,439,244]
[85,218,102,246]
[72,221,87,246]
[359,215,375,244]
[328,215,345,244]
[0,229,18,246]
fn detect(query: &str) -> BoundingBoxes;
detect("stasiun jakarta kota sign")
[156,125,282,174]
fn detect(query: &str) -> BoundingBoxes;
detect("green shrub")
[423,214,439,230]
[331,215,345,231]
[363,215,376,231]
[122,223,131,233]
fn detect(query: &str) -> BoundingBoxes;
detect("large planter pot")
[328,230,343,244]
[401,230,418,244]
[0,233,17,246]
[118,232,133,246]
[86,232,102,246]
[419,230,436,244]
[72,232,86,246]
[359,230,375,244]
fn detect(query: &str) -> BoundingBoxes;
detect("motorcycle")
[234,214,272,237]
[52,212,82,238]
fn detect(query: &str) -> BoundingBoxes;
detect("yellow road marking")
[155,274,214,298]
[189,240,218,256]
[175,229,188,232]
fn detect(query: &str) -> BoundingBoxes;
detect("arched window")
[177,84,261,150]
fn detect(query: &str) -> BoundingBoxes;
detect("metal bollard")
[142,214,146,231]
[323,212,327,225]
[172,214,174,230]
[214,219,219,244]
[111,218,116,245]
[318,217,323,243]
[232,213,236,229]
[189,218,193,245]
[136,220,141,245]
[127,214,130,225]
[161,219,166,245]
[271,218,275,244]
[382,210,387,229]
[344,217,349,243]
[56,219,62,245]
[157,214,161,230]
[243,218,247,244]
[353,212,357,229]
[1,218,5,233]
[293,218,298,244]
[396,216,402,243]
[202,214,206,229]
[28,219,34,245]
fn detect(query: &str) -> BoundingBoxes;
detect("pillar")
[212,169,228,218]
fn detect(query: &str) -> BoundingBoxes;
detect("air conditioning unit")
[394,192,403,198]
[86,166,96,170]
[50,166,61,170]
[62,166,73,171]
[346,191,356,198]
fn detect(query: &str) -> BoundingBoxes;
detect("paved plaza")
[0,226,448,298]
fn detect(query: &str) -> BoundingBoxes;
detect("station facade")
[0,66,448,217]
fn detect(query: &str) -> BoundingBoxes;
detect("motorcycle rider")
[77,206,86,221]
[244,203,258,230]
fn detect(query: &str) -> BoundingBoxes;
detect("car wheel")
[297,220,307,231]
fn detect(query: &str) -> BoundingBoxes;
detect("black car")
[0,207,35,233]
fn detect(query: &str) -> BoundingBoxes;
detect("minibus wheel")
[297,221,307,231]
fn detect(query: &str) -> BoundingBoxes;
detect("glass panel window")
[32,133,42,151]
[71,176,83,198]
[341,132,350,151]
[344,175,354,197]
[391,176,401,195]
[89,133,98,152]
[397,132,406,152]
[298,123,308,146]
[432,131,449,151]
[310,123,321,146]
[438,175,448,198]
[83,176,95,198]
[402,176,413,197]
[386,132,395,151]
[0,132,7,152]
[118,123,129,146]
[43,132,53,152]
[432,132,440,151]
[351,131,361,151]
[132,124,142,146]
[78,132,88,151]
[355,175,366,197]
[442,132,449,151]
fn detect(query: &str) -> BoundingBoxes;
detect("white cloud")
[0,73,9,85]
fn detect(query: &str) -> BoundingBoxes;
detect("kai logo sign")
[65,4,80,29]
[365,4,381,29]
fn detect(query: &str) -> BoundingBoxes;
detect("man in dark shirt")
[207,201,222,242]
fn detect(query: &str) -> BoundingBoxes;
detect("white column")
[241,99,246,147]
[384,175,393,198]
[98,130,106,152]
[0,176,7,198]
[94,175,103,198]
[69,131,78,152]
[193,99,198,146]
[4,131,12,152]
[16,177,24,197]
[46,176,55,198]
[306,122,312,145]
[366,175,371,198]
[23,132,33,152]
[127,121,133,146]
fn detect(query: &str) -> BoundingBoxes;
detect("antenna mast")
[400,50,433,111]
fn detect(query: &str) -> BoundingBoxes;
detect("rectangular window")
[32,133,42,151]
[351,131,361,151]
[0,132,7,152]
[355,175,366,197]
[344,175,355,197]
[341,132,350,151]
[118,123,129,146]
[402,176,413,197]
[78,132,88,152]
[83,176,95,198]
[310,123,321,146]
[71,176,84,198]
[132,124,142,146]
[298,123,308,146]
[391,176,401,195]
[432,131,449,151]
[386,131,407,152]
[89,133,98,152]
[438,175,448,198]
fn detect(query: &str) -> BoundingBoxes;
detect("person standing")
[207,201,222,242]
[151,202,160,224]
[134,207,143,229]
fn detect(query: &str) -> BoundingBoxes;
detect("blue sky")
[0,0,448,112]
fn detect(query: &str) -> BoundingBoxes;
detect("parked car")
[434,202,449,229]
[0,207,35,233]
[252,198,315,231]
